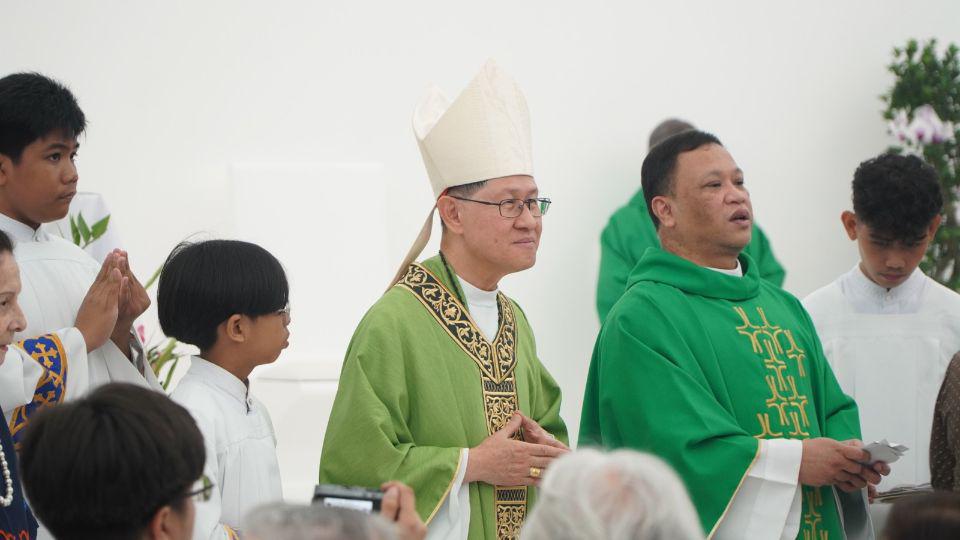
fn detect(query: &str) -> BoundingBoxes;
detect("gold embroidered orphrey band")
[734,305,827,540]
[398,263,526,539]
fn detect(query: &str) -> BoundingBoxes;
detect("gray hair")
[648,118,695,150]
[243,503,398,540]
[522,449,705,540]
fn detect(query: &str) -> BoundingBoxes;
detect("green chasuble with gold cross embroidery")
[319,255,568,540]
[580,247,864,540]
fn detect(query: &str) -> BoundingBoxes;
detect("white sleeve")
[714,439,803,540]
[95,330,163,391]
[124,327,163,389]
[426,448,471,540]
[188,411,237,540]
[107,327,142,365]
[0,328,89,417]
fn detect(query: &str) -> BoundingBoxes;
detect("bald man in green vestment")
[580,130,889,539]
[596,118,785,321]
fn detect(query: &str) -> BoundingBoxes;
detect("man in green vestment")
[596,118,785,321]
[320,60,568,540]
[580,130,889,539]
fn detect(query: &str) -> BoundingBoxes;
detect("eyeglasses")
[276,303,291,320]
[143,474,215,525]
[449,196,552,218]
[183,474,215,503]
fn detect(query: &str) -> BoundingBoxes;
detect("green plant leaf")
[90,215,110,241]
[883,37,960,291]
[162,357,180,390]
[143,265,163,290]
[69,215,81,245]
[76,213,91,244]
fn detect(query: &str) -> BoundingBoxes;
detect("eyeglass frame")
[183,474,215,504]
[448,196,552,218]
[143,474,215,524]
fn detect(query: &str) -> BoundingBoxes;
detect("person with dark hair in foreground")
[159,240,289,539]
[804,153,960,491]
[0,72,160,451]
[19,382,205,540]
[595,118,785,321]
[580,130,887,539]
[882,491,960,539]
[0,229,38,539]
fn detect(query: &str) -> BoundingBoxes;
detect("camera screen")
[321,497,375,513]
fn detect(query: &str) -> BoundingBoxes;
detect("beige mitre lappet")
[388,59,534,288]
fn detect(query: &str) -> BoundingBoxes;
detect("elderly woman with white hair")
[522,449,705,540]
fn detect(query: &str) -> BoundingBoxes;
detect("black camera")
[312,484,384,514]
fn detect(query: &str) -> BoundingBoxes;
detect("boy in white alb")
[160,240,290,539]
[804,153,960,490]
[0,72,158,455]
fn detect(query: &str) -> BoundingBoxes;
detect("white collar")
[0,213,46,243]
[187,356,252,412]
[457,275,499,307]
[707,260,744,278]
[840,264,928,314]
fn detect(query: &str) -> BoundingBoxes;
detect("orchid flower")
[890,105,956,147]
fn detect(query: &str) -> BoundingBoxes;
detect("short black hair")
[852,153,943,241]
[641,130,723,228]
[158,239,289,351]
[884,491,960,540]
[19,383,205,540]
[648,118,695,150]
[0,230,12,254]
[0,72,86,162]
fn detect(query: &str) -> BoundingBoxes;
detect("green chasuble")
[580,247,862,539]
[320,255,568,540]
[596,188,785,321]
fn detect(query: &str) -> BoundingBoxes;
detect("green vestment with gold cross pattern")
[320,254,568,540]
[580,247,867,540]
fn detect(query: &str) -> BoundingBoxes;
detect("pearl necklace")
[0,443,12,507]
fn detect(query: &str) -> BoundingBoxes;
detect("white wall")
[3,0,959,498]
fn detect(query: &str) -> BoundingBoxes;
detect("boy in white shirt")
[0,72,159,447]
[160,240,290,539]
[804,153,960,489]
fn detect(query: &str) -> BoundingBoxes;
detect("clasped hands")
[75,249,150,356]
[800,438,891,501]
[464,411,569,487]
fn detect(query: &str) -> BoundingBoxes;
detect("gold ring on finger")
[529,466,543,479]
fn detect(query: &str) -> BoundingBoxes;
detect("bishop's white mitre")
[389,59,534,288]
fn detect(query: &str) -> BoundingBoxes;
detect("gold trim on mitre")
[387,59,534,290]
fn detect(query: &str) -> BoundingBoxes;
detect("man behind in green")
[596,118,785,321]
[320,60,568,540]
[580,130,888,539]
